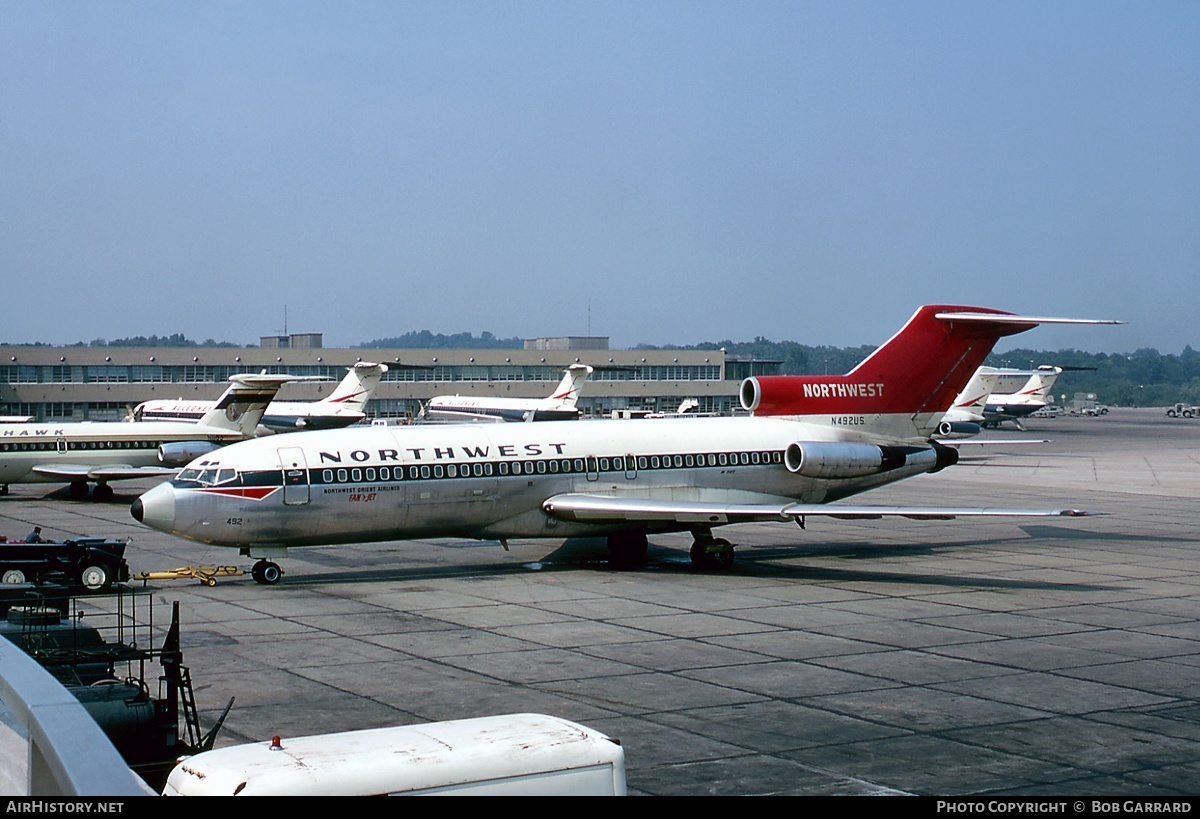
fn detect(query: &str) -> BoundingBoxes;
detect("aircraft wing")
[418,410,510,424]
[31,464,179,482]
[542,493,1096,525]
[942,439,1051,447]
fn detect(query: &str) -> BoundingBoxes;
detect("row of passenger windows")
[0,440,163,452]
[317,450,784,485]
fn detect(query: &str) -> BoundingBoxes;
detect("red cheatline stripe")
[199,486,279,500]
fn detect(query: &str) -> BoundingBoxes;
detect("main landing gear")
[689,532,735,571]
[605,530,737,571]
[250,560,283,585]
[606,532,648,570]
[68,481,113,502]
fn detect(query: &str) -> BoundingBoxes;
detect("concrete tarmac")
[2,408,1197,795]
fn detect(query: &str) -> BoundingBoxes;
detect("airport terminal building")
[0,334,781,423]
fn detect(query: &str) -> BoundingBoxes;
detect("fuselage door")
[278,446,310,506]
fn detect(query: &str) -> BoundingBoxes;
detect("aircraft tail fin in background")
[195,374,298,437]
[741,306,1120,438]
[321,362,389,414]
[1016,366,1062,404]
[950,367,1002,419]
[542,364,593,410]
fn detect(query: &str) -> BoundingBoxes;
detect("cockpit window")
[175,466,239,487]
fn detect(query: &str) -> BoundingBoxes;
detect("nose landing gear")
[251,560,283,585]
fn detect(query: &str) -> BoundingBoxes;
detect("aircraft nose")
[132,482,176,532]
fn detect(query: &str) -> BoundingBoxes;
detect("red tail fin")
[741,306,1047,418]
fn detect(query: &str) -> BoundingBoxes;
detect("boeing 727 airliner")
[132,305,1119,582]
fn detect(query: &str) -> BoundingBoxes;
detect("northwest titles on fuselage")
[316,442,569,465]
[801,382,884,399]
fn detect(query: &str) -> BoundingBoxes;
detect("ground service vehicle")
[0,537,130,590]
[1166,403,1200,418]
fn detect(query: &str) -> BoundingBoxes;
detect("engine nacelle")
[740,375,887,416]
[740,378,764,412]
[158,441,222,467]
[936,420,981,438]
[929,441,959,473]
[784,441,939,480]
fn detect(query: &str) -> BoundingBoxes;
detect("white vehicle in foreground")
[162,713,625,796]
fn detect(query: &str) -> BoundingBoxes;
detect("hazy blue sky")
[3,2,1195,353]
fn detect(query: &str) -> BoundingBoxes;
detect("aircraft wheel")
[79,563,110,591]
[253,560,283,585]
[690,537,735,571]
[69,481,89,500]
[92,484,114,502]
[2,569,26,584]
[607,532,648,570]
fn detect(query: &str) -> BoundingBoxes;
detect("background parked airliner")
[419,364,592,423]
[983,366,1062,428]
[132,362,388,434]
[1,374,294,500]
[132,306,1118,582]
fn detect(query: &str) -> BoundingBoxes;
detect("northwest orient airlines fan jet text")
[132,306,1119,584]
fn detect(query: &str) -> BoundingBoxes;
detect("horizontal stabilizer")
[933,312,1124,327]
[227,373,327,388]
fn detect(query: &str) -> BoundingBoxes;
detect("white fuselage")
[422,395,580,423]
[133,416,941,549]
[136,399,365,432]
[0,420,243,485]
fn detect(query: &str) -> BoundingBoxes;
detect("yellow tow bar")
[134,566,245,587]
